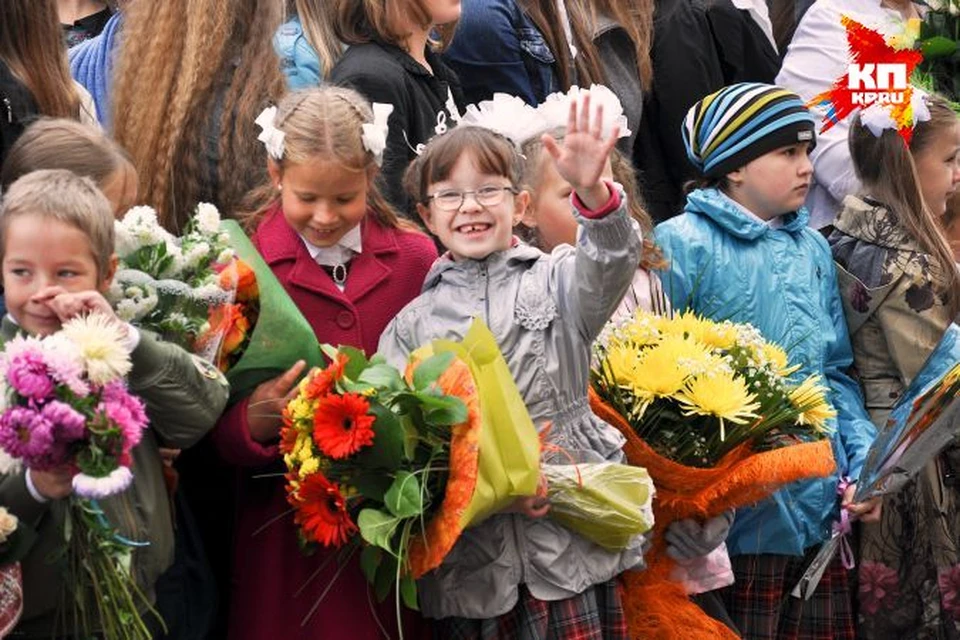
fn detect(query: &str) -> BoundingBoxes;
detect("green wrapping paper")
[543,463,655,550]
[429,318,542,527]
[219,220,325,402]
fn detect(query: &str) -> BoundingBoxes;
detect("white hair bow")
[361,103,394,166]
[255,106,285,161]
[860,89,931,138]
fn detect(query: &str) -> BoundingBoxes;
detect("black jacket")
[330,40,464,219]
[0,61,38,178]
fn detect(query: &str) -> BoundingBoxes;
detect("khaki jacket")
[828,195,953,425]
[0,319,229,636]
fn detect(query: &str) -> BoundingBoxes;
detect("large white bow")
[361,103,394,166]
[255,106,285,161]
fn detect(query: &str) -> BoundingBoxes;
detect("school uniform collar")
[298,224,363,267]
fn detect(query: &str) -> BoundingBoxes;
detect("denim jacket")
[274,16,322,90]
[442,0,559,106]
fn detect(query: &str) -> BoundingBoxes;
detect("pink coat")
[212,204,436,640]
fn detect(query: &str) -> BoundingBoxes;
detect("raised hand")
[541,92,620,211]
[44,290,120,324]
[247,360,307,443]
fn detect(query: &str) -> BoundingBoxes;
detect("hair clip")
[255,106,285,161]
[361,103,393,166]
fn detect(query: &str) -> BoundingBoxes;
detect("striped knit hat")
[682,83,816,178]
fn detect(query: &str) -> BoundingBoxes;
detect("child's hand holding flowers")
[540,92,621,211]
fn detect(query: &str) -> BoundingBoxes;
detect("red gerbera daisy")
[312,393,376,459]
[305,354,349,400]
[292,472,357,547]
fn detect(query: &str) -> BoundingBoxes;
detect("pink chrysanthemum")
[99,381,148,449]
[6,353,54,401]
[41,400,87,441]
[0,407,54,466]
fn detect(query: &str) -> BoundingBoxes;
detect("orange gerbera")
[312,393,375,459]
[292,472,357,547]
[279,408,298,455]
[304,354,349,400]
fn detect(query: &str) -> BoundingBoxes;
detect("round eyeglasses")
[425,185,519,212]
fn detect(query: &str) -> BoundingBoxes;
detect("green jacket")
[0,318,229,636]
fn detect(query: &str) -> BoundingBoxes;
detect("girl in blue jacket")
[654,82,880,640]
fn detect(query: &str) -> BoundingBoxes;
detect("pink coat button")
[336,310,355,329]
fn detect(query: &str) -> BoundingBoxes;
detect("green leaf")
[373,553,398,602]
[339,380,376,395]
[400,415,419,461]
[416,392,468,426]
[383,471,423,518]
[320,344,340,362]
[400,575,419,611]
[353,402,404,471]
[358,364,404,391]
[412,352,454,390]
[357,508,400,552]
[340,346,370,381]
[921,36,959,59]
[360,545,381,585]
[350,472,393,501]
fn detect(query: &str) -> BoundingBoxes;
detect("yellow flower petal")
[675,371,761,439]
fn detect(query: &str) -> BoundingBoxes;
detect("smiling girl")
[211,86,437,640]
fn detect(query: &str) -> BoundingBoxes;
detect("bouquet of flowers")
[591,310,839,640]
[915,2,960,103]
[282,320,654,630]
[0,314,157,639]
[112,205,323,401]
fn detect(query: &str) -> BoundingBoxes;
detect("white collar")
[299,224,363,267]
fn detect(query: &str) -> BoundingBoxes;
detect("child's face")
[100,164,139,219]
[3,215,111,336]
[914,121,960,217]
[726,142,813,220]
[269,157,371,248]
[523,155,613,252]
[417,152,528,261]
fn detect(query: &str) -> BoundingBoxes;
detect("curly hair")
[111,0,286,232]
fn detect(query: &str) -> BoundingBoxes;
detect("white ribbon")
[361,102,393,166]
[255,106,285,161]
[860,89,931,138]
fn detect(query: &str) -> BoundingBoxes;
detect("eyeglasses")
[425,185,519,211]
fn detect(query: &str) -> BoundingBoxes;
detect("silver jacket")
[378,196,645,619]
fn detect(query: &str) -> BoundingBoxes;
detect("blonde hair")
[243,87,408,232]
[0,0,80,119]
[0,169,114,280]
[111,0,286,232]
[289,0,342,77]
[333,0,458,51]
[850,94,960,317]
[520,131,664,268]
[1,118,134,191]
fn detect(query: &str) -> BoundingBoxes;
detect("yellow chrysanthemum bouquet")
[593,310,834,467]
[589,310,840,640]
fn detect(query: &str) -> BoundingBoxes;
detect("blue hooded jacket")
[274,16,322,90]
[655,187,876,557]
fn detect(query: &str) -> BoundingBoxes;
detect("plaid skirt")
[721,552,855,640]
[435,579,627,640]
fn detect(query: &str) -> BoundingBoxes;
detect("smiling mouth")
[455,223,492,234]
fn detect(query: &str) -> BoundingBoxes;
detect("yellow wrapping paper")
[430,318,541,527]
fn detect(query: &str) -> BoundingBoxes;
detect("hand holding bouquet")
[0,314,158,639]
[591,310,838,639]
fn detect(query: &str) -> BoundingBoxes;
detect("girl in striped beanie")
[654,82,880,640]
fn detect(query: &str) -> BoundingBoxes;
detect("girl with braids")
[110,0,286,233]
[329,0,464,218]
[828,95,960,639]
[275,0,342,90]
[211,87,436,640]
[0,0,91,167]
